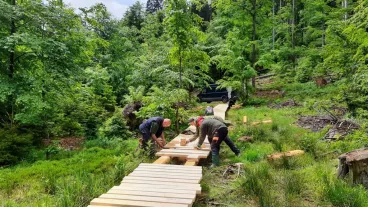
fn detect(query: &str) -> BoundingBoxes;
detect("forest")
[1,0,368,206]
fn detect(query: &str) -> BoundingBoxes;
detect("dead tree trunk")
[338,148,368,188]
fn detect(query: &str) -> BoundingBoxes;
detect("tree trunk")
[272,0,275,50]
[251,0,257,88]
[179,50,182,88]
[338,148,368,189]
[292,0,296,69]
[9,0,16,79]
[175,104,179,134]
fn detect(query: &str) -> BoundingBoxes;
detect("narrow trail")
[88,104,229,207]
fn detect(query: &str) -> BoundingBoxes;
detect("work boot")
[210,154,220,168]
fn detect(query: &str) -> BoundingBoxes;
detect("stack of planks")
[88,163,202,207]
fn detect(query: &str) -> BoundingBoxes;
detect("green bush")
[0,127,33,165]
[98,108,131,140]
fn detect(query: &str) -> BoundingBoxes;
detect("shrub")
[98,108,131,140]
[0,127,33,165]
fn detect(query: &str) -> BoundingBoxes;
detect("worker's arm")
[187,127,199,143]
[150,122,166,148]
[151,134,165,148]
[195,125,206,149]
[160,132,166,146]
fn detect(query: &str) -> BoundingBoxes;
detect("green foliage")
[137,85,189,121]
[98,108,131,140]
[0,127,32,165]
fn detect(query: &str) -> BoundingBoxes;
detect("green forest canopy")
[0,0,368,165]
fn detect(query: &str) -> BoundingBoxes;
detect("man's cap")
[188,117,196,122]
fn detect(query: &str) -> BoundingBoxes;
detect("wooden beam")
[184,161,197,166]
[154,156,171,164]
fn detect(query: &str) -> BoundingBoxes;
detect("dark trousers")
[139,124,155,157]
[210,127,240,156]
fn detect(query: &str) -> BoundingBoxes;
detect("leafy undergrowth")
[196,82,368,207]
[0,139,149,207]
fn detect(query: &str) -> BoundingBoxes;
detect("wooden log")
[237,136,253,143]
[252,120,272,126]
[154,156,171,164]
[267,150,304,160]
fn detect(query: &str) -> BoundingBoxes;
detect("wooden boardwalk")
[88,104,228,207]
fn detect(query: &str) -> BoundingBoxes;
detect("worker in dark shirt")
[187,116,240,158]
[188,118,240,167]
[139,117,171,157]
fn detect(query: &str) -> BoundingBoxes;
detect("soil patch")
[268,99,302,109]
[295,115,360,140]
[42,137,84,150]
[255,89,285,99]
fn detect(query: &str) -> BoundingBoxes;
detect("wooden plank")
[135,166,201,173]
[107,189,196,201]
[153,156,171,164]
[119,182,201,194]
[124,176,200,184]
[90,198,188,207]
[99,194,193,205]
[158,149,209,155]
[156,152,208,158]
[130,170,202,177]
[184,161,197,166]
[129,172,201,180]
[138,164,202,171]
[139,163,201,169]
[112,186,197,195]
[133,168,202,175]
[121,179,201,189]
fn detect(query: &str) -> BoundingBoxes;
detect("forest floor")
[1,77,368,207]
[194,78,368,207]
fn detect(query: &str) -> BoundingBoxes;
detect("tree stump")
[338,148,368,188]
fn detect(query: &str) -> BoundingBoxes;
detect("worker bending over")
[187,117,240,167]
[139,117,171,157]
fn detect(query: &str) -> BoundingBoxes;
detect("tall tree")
[146,0,163,14]
[123,1,145,30]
